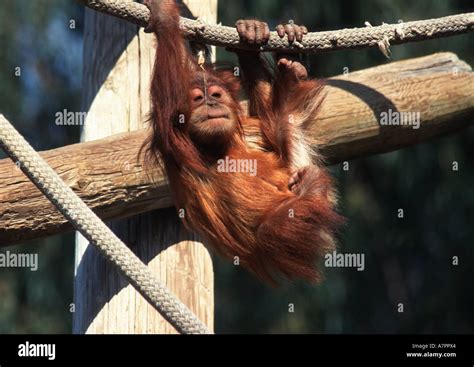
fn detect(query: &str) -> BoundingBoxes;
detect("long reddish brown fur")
[144,0,343,284]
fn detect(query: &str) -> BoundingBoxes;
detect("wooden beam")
[0,52,472,246]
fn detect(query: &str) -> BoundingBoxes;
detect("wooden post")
[73,0,216,334]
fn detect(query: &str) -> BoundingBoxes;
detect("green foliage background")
[0,0,472,333]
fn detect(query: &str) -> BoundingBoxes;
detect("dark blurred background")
[0,0,472,333]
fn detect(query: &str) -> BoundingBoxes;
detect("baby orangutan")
[144,0,342,284]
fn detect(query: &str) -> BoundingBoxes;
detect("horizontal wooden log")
[1,52,473,246]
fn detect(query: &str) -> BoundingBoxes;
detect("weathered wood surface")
[0,52,472,246]
[72,0,215,334]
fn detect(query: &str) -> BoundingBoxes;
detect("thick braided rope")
[77,0,474,53]
[0,114,210,335]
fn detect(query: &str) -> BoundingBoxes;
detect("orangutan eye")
[191,88,204,103]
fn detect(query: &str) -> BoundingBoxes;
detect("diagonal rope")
[0,114,210,335]
[77,0,474,53]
